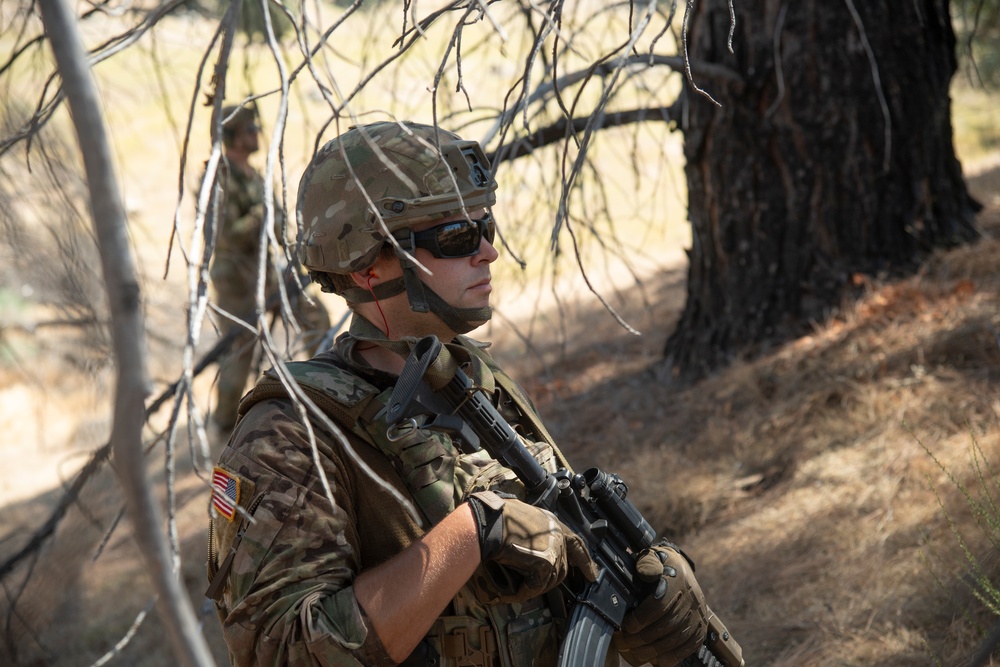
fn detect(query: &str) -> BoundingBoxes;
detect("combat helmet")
[297,120,498,333]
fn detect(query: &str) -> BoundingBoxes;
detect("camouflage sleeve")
[213,398,393,666]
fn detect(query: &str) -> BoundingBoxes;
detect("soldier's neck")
[354,343,406,376]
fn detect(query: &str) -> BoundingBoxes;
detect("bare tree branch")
[479,52,740,147]
[0,0,188,159]
[35,0,215,664]
[490,104,677,163]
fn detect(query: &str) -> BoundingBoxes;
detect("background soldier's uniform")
[207,316,618,666]
[210,161,330,429]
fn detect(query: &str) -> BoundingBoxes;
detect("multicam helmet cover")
[297,120,497,276]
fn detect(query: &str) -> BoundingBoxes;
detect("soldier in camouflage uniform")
[209,104,331,430]
[206,121,709,666]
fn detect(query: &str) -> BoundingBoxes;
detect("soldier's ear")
[349,271,369,289]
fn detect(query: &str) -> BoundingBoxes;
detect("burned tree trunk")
[665,0,980,380]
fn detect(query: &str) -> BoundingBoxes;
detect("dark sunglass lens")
[436,221,480,257]
[481,216,496,244]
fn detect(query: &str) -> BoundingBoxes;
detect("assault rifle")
[387,336,744,667]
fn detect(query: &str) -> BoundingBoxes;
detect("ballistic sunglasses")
[402,213,496,259]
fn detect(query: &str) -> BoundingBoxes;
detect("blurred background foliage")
[955,0,1000,86]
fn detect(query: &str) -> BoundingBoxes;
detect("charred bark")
[665,0,981,380]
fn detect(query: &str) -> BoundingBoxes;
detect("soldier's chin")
[467,313,496,333]
[472,308,494,326]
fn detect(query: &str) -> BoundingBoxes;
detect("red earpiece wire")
[367,273,390,338]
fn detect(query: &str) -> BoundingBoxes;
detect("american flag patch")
[211,467,240,521]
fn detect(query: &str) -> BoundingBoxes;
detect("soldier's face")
[234,122,260,154]
[364,208,499,338]
[411,208,498,313]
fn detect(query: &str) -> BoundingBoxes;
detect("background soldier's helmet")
[296,120,498,277]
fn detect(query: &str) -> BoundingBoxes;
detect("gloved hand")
[613,542,709,667]
[466,490,598,604]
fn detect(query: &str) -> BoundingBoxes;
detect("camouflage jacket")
[207,331,599,667]
[209,159,283,294]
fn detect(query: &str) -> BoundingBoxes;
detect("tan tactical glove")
[613,542,709,667]
[466,490,598,604]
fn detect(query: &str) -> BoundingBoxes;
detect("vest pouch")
[423,615,500,667]
[366,414,459,525]
[489,597,562,667]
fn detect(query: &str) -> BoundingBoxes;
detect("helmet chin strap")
[342,268,491,336]
[396,262,491,334]
[414,271,492,335]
